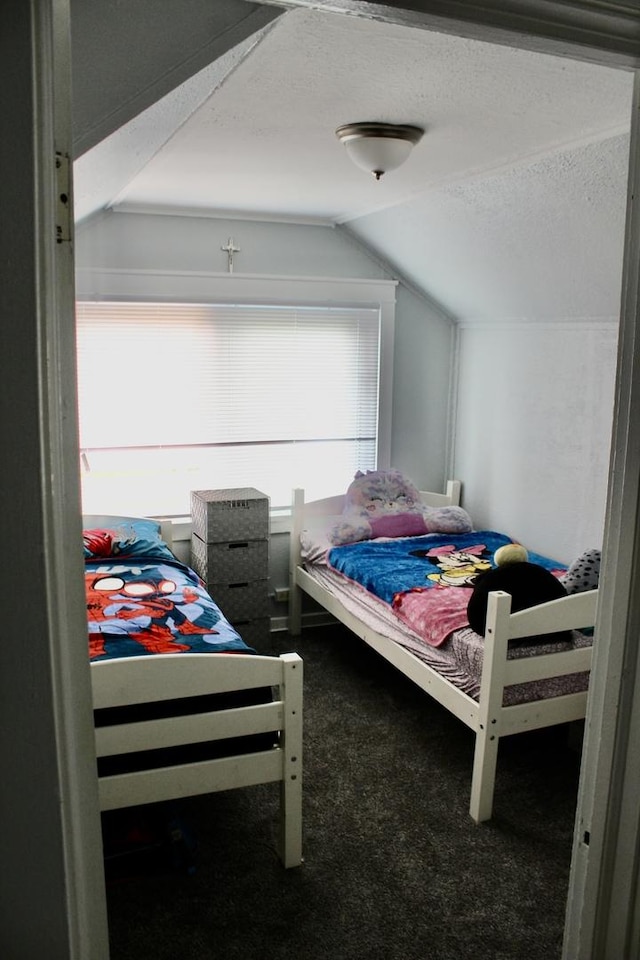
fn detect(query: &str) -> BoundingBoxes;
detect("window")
[76,278,394,516]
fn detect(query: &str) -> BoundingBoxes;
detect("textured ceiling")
[75,7,632,223]
[73,5,635,320]
[348,132,631,321]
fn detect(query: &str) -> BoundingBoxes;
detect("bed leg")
[289,586,302,637]
[280,776,303,868]
[278,653,304,867]
[289,488,305,636]
[469,591,511,823]
[469,729,500,823]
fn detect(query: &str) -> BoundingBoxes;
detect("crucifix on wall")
[221,236,240,273]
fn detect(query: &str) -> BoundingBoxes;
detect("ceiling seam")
[337,122,630,225]
[337,222,458,326]
[106,16,285,212]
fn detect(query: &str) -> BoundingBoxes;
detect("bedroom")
[71,4,631,568]
[4,2,640,958]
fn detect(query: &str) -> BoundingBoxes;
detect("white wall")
[76,211,455,612]
[75,211,455,495]
[343,128,629,566]
[76,209,622,568]
[454,321,618,563]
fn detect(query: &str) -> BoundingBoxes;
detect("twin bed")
[288,480,597,823]
[84,475,597,869]
[83,514,303,869]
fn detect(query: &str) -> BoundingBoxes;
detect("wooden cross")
[221,236,240,273]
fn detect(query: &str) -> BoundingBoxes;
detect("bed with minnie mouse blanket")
[288,472,599,823]
[84,515,303,868]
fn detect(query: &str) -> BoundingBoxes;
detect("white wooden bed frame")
[84,515,303,868]
[288,483,597,824]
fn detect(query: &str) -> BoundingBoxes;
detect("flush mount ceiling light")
[335,122,425,180]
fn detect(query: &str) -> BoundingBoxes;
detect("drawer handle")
[229,582,249,590]
[228,542,249,550]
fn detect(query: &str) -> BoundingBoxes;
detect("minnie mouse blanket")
[327,531,566,647]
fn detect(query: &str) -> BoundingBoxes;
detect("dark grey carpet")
[105,625,582,960]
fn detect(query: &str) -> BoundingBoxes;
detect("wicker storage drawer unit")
[230,617,271,650]
[191,488,269,542]
[203,579,270,622]
[191,536,269,584]
[190,488,270,650]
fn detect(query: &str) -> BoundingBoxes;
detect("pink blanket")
[392,585,473,647]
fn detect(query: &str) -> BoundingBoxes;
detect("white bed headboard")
[81,515,174,549]
[291,479,461,524]
[420,480,461,508]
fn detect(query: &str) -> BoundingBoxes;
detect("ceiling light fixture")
[335,122,424,180]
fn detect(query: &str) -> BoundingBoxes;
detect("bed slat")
[92,653,284,709]
[505,646,592,686]
[507,589,598,639]
[95,701,284,757]
[98,749,284,811]
[499,690,590,736]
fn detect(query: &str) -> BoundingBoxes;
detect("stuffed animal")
[466,558,570,641]
[328,469,473,545]
[494,542,528,566]
[559,548,601,637]
[560,548,601,594]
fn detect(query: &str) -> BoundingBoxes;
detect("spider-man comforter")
[327,530,566,648]
[86,555,252,661]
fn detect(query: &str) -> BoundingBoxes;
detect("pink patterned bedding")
[300,531,591,705]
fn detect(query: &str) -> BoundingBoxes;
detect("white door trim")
[35,0,109,954]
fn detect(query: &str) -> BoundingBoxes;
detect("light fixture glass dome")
[335,122,424,180]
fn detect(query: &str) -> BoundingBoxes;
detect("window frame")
[75,268,397,513]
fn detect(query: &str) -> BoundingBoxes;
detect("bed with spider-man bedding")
[289,476,599,824]
[83,515,303,868]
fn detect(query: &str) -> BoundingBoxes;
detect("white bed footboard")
[470,589,595,823]
[92,652,303,868]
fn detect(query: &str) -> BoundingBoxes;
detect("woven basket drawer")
[191,535,268,583]
[208,579,269,621]
[191,488,269,542]
[231,617,271,651]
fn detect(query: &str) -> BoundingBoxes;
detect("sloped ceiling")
[72,3,635,322]
[70,0,282,157]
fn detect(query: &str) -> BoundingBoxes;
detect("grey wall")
[453,321,619,563]
[77,210,384,280]
[76,203,623,578]
[75,211,455,618]
[347,130,629,566]
[70,0,281,156]
[76,210,455,494]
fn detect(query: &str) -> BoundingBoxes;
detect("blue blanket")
[327,530,564,605]
[86,555,253,661]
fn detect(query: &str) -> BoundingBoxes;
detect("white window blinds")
[76,300,381,515]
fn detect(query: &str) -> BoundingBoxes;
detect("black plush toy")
[467,557,569,640]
